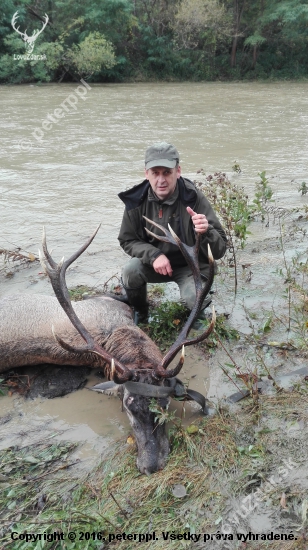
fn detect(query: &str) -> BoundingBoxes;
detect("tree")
[64,32,116,78]
[173,0,231,50]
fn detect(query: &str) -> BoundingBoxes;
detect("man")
[118,142,227,324]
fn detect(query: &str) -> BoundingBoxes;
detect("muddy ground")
[0,203,307,549]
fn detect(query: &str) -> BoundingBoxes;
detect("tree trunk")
[230,0,246,68]
[252,44,258,68]
[230,35,238,67]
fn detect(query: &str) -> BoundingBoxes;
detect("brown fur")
[103,326,163,373]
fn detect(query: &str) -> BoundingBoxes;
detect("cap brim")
[145,159,177,170]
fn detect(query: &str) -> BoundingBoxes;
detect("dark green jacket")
[118,177,227,271]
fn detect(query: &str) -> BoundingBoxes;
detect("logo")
[11,11,49,54]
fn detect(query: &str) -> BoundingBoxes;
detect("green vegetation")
[276,221,308,349]
[252,170,274,223]
[298,181,308,195]
[68,285,100,301]
[144,301,189,350]
[198,171,253,292]
[198,170,276,292]
[0,378,7,396]
[199,314,240,348]
[1,0,308,83]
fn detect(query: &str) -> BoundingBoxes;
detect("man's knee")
[180,289,211,311]
[179,274,211,311]
[181,289,196,310]
[122,258,145,288]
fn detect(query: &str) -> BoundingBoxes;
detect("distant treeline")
[1,0,308,83]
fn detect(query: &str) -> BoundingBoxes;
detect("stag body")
[0,294,160,371]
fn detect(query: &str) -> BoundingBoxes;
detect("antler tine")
[143,216,177,245]
[142,216,216,379]
[41,227,132,382]
[42,226,57,269]
[11,11,26,38]
[32,13,49,37]
[154,306,216,379]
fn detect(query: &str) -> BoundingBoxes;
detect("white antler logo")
[11,11,49,54]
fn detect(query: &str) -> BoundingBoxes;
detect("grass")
[0,409,242,549]
[68,285,100,301]
[1,388,308,549]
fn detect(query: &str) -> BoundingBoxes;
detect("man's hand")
[187,206,209,234]
[153,254,173,276]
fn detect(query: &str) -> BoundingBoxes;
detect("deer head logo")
[11,11,49,54]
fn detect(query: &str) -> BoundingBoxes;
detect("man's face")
[145,165,181,201]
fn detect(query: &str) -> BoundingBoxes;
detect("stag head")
[11,11,49,54]
[39,221,215,474]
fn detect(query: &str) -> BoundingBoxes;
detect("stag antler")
[30,13,49,40]
[11,12,27,41]
[39,226,133,383]
[143,217,216,379]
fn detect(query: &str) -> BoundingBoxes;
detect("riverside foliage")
[1,0,308,83]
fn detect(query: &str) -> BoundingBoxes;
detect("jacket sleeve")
[118,208,163,265]
[196,193,227,260]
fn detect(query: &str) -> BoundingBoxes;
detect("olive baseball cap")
[145,142,180,170]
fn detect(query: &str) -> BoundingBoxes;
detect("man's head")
[144,142,181,201]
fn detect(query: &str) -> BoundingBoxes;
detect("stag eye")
[125,396,140,413]
[126,396,134,406]
[157,397,169,409]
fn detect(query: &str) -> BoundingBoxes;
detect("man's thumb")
[187,206,197,217]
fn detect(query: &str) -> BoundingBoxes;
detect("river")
[1,81,308,295]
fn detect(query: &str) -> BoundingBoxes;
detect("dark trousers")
[122,258,211,310]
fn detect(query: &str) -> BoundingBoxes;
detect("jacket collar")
[118,177,197,211]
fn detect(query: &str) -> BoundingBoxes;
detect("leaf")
[28,252,36,261]
[172,484,187,498]
[262,316,272,333]
[280,492,287,509]
[186,424,198,434]
[225,362,235,369]
[24,456,40,464]
[301,499,308,524]
[8,501,16,510]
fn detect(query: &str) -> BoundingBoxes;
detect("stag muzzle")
[123,386,170,475]
[136,421,170,475]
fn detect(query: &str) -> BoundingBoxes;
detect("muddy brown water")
[1,82,308,457]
